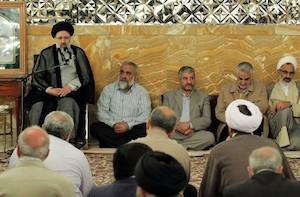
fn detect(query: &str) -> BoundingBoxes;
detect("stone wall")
[27,25,300,108]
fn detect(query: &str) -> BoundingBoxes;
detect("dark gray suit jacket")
[163,89,211,139]
[88,177,136,197]
[223,171,300,197]
[199,134,295,197]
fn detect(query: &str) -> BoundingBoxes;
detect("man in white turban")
[199,99,294,197]
[269,54,300,149]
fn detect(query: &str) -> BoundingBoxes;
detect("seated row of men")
[3,100,300,197]
[27,21,300,150]
[91,53,300,151]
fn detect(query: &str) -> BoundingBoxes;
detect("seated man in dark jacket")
[223,146,300,197]
[88,143,152,197]
[27,21,94,147]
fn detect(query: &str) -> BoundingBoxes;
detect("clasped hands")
[113,122,129,134]
[176,122,193,136]
[47,85,73,97]
[270,101,291,113]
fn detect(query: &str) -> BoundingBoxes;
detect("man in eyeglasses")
[269,54,300,149]
[27,21,95,148]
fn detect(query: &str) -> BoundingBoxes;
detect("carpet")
[1,152,300,190]
[84,153,300,189]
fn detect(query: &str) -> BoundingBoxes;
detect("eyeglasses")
[280,69,295,76]
[56,36,70,40]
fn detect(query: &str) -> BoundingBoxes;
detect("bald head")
[17,126,49,160]
[248,146,283,176]
[149,106,177,133]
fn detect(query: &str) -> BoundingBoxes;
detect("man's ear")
[276,165,283,174]
[228,127,233,138]
[146,120,151,130]
[136,186,146,197]
[247,166,254,177]
[167,127,176,137]
[16,145,21,157]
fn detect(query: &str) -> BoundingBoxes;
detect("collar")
[147,127,169,138]
[179,89,193,97]
[231,131,253,138]
[230,80,254,93]
[16,156,45,168]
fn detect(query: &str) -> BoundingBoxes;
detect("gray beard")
[118,80,133,90]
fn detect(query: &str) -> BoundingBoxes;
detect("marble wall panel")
[26,25,300,108]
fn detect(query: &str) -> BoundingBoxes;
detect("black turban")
[135,151,187,197]
[51,21,74,38]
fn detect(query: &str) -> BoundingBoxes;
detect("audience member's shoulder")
[209,139,228,153]
[50,136,86,158]
[223,181,245,197]
[288,179,300,188]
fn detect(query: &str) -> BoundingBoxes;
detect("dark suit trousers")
[90,122,146,148]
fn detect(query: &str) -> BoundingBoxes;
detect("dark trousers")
[90,122,147,148]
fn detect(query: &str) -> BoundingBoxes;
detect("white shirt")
[180,94,191,121]
[279,80,291,96]
[9,135,94,197]
[96,81,151,129]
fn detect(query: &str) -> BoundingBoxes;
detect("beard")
[283,77,292,83]
[118,80,134,90]
[183,84,193,91]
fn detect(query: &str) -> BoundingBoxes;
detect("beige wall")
[27,25,300,107]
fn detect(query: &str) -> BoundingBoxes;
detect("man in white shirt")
[1,126,74,197]
[9,111,94,197]
[91,61,151,147]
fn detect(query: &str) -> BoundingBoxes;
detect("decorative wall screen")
[2,0,300,24]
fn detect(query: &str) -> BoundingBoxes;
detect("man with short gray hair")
[163,66,215,150]
[2,126,74,197]
[91,61,151,148]
[199,99,294,197]
[9,111,94,197]
[223,146,300,197]
[216,62,268,142]
[132,106,190,180]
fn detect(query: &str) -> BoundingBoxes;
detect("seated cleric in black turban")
[51,21,74,38]
[135,151,187,197]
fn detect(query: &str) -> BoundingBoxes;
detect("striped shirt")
[96,81,151,129]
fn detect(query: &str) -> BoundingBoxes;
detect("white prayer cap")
[225,99,262,133]
[277,54,297,70]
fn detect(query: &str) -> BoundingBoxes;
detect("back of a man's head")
[42,111,74,140]
[17,126,49,160]
[149,106,177,134]
[225,99,262,134]
[135,151,187,197]
[113,143,152,180]
[248,146,283,175]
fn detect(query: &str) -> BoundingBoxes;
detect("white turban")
[277,54,297,70]
[225,99,262,133]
